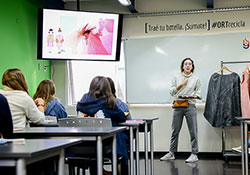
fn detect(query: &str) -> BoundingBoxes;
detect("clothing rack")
[220,60,250,159]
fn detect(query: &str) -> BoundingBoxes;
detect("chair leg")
[77,167,81,175]
[68,165,75,175]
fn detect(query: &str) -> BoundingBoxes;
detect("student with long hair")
[0,69,45,128]
[106,77,132,120]
[33,79,67,119]
[77,76,128,175]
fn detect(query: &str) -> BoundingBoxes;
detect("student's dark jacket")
[45,98,68,120]
[0,94,13,138]
[77,93,128,160]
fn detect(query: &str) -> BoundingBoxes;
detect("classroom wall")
[122,9,249,151]
[0,0,51,96]
[55,1,249,152]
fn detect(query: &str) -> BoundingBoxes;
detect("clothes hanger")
[216,65,233,73]
[246,65,249,71]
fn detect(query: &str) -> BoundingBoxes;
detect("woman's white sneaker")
[185,154,198,163]
[160,152,175,161]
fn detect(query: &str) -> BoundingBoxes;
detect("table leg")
[16,159,26,175]
[97,136,103,175]
[112,134,117,175]
[130,126,134,175]
[58,149,65,175]
[150,122,154,175]
[244,122,249,175]
[241,121,245,175]
[135,127,140,175]
[144,123,149,175]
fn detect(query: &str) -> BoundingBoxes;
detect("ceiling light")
[118,0,131,6]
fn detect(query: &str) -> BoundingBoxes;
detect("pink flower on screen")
[77,19,114,55]
[98,19,114,55]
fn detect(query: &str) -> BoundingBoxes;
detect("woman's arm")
[106,106,126,123]
[194,78,202,99]
[170,76,188,96]
[25,95,45,124]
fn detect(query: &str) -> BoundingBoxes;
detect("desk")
[140,118,159,175]
[13,127,126,175]
[120,117,158,175]
[0,139,81,175]
[237,117,250,175]
[119,120,145,175]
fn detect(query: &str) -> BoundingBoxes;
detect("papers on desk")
[45,116,57,123]
[126,120,144,124]
[0,138,25,145]
[232,146,250,154]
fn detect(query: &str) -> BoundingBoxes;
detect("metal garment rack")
[221,60,250,159]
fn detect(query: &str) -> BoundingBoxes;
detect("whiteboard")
[125,32,250,104]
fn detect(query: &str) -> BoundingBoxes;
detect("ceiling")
[37,0,250,14]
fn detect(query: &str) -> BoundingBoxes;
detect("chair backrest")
[58,117,112,127]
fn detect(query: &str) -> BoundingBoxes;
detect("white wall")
[53,0,249,152]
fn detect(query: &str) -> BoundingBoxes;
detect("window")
[67,42,126,106]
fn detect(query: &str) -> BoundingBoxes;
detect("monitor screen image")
[38,9,123,61]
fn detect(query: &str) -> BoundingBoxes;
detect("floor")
[67,154,242,175]
[150,158,241,175]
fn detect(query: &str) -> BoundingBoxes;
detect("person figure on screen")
[106,77,132,120]
[47,28,54,53]
[160,58,201,163]
[56,28,64,54]
[33,79,67,120]
[0,69,45,128]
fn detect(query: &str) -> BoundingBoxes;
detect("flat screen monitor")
[38,8,123,61]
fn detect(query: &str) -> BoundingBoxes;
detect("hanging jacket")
[76,93,128,160]
[45,98,68,120]
[204,72,241,127]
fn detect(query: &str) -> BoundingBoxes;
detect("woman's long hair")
[2,69,29,94]
[33,79,55,108]
[89,76,116,109]
[106,77,116,98]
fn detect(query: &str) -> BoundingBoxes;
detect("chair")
[58,117,112,127]
[58,117,115,175]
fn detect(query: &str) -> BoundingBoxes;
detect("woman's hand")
[180,78,188,86]
[35,98,45,105]
[35,98,45,112]
[176,78,188,91]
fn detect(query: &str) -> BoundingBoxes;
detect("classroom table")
[119,120,145,175]
[139,117,159,175]
[236,117,250,175]
[119,117,158,175]
[0,138,82,175]
[13,127,126,175]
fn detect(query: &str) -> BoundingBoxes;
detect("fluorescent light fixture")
[118,0,131,6]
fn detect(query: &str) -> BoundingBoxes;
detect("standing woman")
[160,58,201,163]
[0,69,45,128]
[33,79,67,120]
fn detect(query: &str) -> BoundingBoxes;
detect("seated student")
[0,69,45,128]
[33,79,67,120]
[106,77,132,120]
[0,93,13,138]
[76,76,128,175]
